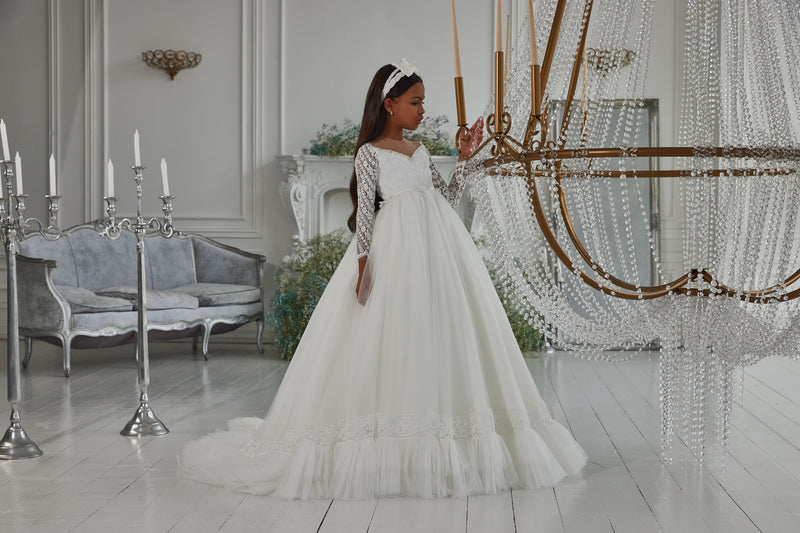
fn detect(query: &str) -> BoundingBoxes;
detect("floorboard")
[0,341,799,532]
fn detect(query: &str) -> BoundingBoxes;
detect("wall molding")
[279,0,287,155]
[81,0,264,239]
[84,0,106,222]
[48,0,60,227]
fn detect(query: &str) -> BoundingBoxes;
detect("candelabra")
[100,165,176,437]
[0,159,61,459]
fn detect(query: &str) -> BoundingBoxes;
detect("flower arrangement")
[303,115,458,157]
[270,230,543,360]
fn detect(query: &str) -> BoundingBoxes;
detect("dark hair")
[347,64,423,232]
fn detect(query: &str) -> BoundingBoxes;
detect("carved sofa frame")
[16,224,266,376]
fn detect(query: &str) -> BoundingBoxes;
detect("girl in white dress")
[181,61,587,499]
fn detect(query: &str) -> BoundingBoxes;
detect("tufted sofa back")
[18,227,198,291]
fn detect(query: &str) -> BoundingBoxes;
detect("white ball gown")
[181,143,587,499]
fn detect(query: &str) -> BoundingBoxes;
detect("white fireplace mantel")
[278,154,465,242]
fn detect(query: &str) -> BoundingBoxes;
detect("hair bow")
[382,58,420,98]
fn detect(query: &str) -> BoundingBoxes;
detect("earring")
[389,111,394,116]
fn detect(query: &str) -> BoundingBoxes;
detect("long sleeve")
[355,145,379,259]
[430,157,479,208]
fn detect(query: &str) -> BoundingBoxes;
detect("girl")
[181,60,586,499]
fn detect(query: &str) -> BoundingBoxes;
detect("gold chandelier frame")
[454,0,800,304]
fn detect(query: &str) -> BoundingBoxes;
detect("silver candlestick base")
[120,393,169,437]
[0,418,43,459]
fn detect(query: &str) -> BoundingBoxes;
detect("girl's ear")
[383,97,394,115]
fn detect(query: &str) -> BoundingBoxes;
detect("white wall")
[282,0,495,154]
[107,1,245,226]
[0,0,685,336]
[0,0,50,221]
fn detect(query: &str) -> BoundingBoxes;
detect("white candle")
[528,0,539,65]
[451,0,462,78]
[133,129,141,167]
[160,157,170,196]
[506,14,511,54]
[49,153,57,196]
[14,151,23,194]
[107,159,115,198]
[505,14,511,73]
[495,0,502,52]
[0,119,9,161]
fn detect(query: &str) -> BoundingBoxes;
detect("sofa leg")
[202,326,210,361]
[63,342,71,378]
[22,337,33,368]
[192,336,199,351]
[256,319,264,354]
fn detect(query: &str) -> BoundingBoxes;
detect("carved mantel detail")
[278,154,462,242]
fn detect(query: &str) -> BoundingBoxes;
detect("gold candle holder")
[532,64,542,116]
[494,51,505,123]
[454,77,467,127]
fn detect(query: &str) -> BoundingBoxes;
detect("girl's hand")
[458,117,484,159]
[356,257,370,306]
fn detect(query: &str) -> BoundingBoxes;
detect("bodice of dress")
[372,144,435,199]
[354,143,475,259]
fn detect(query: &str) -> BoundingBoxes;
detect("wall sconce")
[141,50,202,80]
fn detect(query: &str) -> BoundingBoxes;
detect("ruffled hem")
[180,417,587,500]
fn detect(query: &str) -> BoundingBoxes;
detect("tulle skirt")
[181,188,586,499]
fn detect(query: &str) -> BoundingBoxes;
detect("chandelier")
[452,0,800,459]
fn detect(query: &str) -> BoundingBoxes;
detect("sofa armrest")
[191,236,267,289]
[16,254,71,332]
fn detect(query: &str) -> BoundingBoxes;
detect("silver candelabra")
[101,165,176,437]
[0,159,61,459]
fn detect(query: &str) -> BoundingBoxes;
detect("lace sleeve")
[355,145,378,259]
[430,156,479,208]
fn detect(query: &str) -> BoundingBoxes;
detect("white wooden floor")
[1,340,799,532]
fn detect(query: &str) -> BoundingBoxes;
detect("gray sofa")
[16,224,266,376]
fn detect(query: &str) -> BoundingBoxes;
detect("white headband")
[382,58,420,98]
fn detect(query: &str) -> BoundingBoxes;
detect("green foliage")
[269,230,543,360]
[303,116,457,157]
[303,120,360,157]
[406,115,458,156]
[269,230,352,359]
[485,264,545,355]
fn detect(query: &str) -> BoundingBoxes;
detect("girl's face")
[386,82,425,130]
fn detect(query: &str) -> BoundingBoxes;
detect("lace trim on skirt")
[242,408,543,456]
